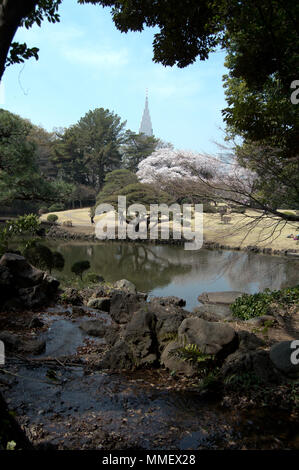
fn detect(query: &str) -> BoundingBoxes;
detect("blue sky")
[1,1,228,155]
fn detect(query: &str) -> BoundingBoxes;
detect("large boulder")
[161,341,198,376]
[99,339,134,370]
[113,279,137,294]
[193,304,233,322]
[270,341,299,378]
[221,349,280,384]
[0,253,59,310]
[178,317,237,357]
[153,306,187,352]
[123,310,158,367]
[100,302,187,370]
[0,253,44,288]
[198,291,245,305]
[109,291,145,324]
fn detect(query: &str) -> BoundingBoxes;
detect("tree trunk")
[0,0,38,82]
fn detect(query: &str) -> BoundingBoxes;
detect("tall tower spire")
[139,89,153,136]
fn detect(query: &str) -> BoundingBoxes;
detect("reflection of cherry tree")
[113,243,191,290]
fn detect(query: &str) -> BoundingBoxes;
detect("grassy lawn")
[40,207,299,251]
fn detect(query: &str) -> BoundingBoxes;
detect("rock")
[178,317,237,357]
[124,310,158,367]
[80,320,107,337]
[0,253,60,309]
[61,288,83,306]
[0,331,46,355]
[237,330,266,351]
[87,297,110,312]
[18,276,59,309]
[161,341,197,376]
[270,341,299,378]
[198,291,245,305]
[98,340,134,370]
[114,279,137,294]
[71,306,87,317]
[221,349,280,384]
[153,306,187,352]
[0,253,44,288]
[151,296,186,308]
[193,304,233,322]
[110,291,144,324]
[104,324,121,347]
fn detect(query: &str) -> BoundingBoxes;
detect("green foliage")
[0,214,41,256]
[48,203,64,212]
[71,260,90,280]
[121,131,159,172]
[96,171,172,210]
[231,286,299,320]
[54,108,126,191]
[224,372,262,391]
[23,241,65,273]
[6,440,17,451]
[0,109,73,205]
[170,342,216,377]
[47,214,58,224]
[85,272,104,283]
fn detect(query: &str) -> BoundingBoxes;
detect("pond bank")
[44,224,299,258]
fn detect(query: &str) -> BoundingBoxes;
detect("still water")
[48,241,299,311]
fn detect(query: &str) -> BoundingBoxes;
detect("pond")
[47,241,299,310]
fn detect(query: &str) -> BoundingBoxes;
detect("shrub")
[231,286,299,320]
[52,251,65,271]
[202,203,218,213]
[48,203,64,212]
[23,242,65,273]
[71,260,90,280]
[85,272,104,284]
[23,243,53,272]
[62,220,72,227]
[47,214,58,224]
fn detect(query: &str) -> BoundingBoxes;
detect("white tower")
[139,89,153,136]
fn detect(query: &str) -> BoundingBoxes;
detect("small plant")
[85,272,104,284]
[224,372,262,390]
[6,440,16,451]
[71,260,90,280]
[231,286,299,320]
[169,341,216,377]
[47,214,58,224]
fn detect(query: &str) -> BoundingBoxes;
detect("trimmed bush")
[47,214,58,224]
[71,260,90,280]
[48,203,64,212]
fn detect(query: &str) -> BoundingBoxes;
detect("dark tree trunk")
[0,0,38,82]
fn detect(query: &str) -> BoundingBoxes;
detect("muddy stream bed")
[1,305,298,450]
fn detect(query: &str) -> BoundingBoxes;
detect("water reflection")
[49,241,299,310]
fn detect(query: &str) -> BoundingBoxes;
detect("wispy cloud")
[62,45,129,69]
